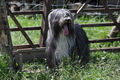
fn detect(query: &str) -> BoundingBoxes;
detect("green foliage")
[0,15,119,80]
[0,54,9,76]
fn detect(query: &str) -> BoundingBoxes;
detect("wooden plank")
[15,47,120,53]
[13,37,120,49]
[11,10,43,15]
[14,47,46,54]
[6,6,35,48]
[81,22,117,27]
[9,8,120,15]
[89,37,120,43]
[10,22,120,32]
[70,8,120,13]
[91,47,120,52]
[74,0,91,19]
[39,0,52,47]
[10,26,41,31]
[13,44,39,49]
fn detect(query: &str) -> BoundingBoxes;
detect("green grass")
[0,15,120,80]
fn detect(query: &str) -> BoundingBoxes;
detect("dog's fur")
[46,9,89,68]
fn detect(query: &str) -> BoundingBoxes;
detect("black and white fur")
[46,9,89,68]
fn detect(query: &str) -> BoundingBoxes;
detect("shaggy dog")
[46,9,89,68]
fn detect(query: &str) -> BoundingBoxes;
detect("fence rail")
[10,8,120,15]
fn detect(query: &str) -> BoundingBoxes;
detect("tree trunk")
[0,0,15,70]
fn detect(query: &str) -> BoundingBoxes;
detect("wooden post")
[39,0,52,47]
[0,0,15,69]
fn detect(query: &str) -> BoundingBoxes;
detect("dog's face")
[48,9,74,37]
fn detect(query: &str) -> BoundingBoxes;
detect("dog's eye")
[64,13,70,17]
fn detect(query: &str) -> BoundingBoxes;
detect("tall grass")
[0,15,119,80]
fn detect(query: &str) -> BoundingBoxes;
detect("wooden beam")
[74,0,91,19]
[70,8,120,13]
[100,0,120,37]
[11,10,43,15]
[10,22,120,32]
[39,0,52,47]
[6,6,35,48]
[89,37,120,43]
[14,47,45,54]
[8,8,120,15]
[81,22,117,27]
[13,44,39,50]
[91,47,120,52]
[13,37,120,49]
[10,26,41,31]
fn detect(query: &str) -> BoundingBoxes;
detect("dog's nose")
[66,18,71,22]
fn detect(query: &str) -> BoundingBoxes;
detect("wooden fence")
[10,8,120,50]
[5,0,120,71]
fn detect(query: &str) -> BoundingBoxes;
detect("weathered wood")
[15,47,45,62]
[91,47,120,52]
[0,0,14,69]
[109,16,120,37]
[100,0,120,37]
[15,47,46,54]
[9,8,120,15]
[79,8,120,12]
[6,6,35,48]
[13,46,120,63]
[9,23,118,32]
[100,0,118,25]
[81,22,118,27]
[18,53,22,71]
[13,44,39,50]
[11,10,43,15]
[13,37,120,49]
[10,26,41,31]
[74,0,91,20]
[39,0,52,47]
[89,37,120,43]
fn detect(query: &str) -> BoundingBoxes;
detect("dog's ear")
[53,21,60,37]
[74,23,90,63]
